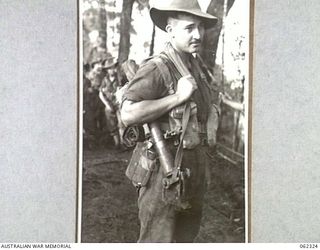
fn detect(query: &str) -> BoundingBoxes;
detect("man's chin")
[190,47,200,53]
[190,44,201,53]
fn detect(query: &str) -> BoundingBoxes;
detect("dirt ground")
[81,145,245,243]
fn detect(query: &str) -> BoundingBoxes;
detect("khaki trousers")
[137,146,207,243]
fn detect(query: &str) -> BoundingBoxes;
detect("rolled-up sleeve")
[123,60,168,102]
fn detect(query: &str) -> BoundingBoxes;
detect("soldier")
[99,57,120,147]
[84,61,107,147]
[121,0,219,243]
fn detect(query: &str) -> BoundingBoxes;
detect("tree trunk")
[118,0,135,62]
[82,7,99,64]
[98,0,107,49]
[149,24,156,56]
[200,0,235,69]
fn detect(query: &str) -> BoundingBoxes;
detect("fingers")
[180,75,198,89]
[176,75,198,103]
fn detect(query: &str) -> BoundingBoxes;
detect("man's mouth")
[190,41,201,46]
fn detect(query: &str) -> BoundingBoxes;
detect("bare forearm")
[121,94,183,126]
[121,75,198,126]
[223,99,244,111]
[99,91,113,111]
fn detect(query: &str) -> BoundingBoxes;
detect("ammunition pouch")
[125,141,157,187]
[162,167,192,210]
[168,101,200,149]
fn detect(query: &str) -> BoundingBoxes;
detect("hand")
[175,75,197,103]
[219,92,226,103]
[88,87,93,93]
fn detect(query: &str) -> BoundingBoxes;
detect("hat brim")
[102,61,118,69]
[150,7,218,31]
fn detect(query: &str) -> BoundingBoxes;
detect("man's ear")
[165,24,175,39]
[165,24,172,34]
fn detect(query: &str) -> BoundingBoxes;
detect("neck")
[170,42,192,68]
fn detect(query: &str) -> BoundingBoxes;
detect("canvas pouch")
[125,141,157,187]
[168,101,201,149]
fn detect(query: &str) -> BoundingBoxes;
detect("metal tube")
[148,122,175,176]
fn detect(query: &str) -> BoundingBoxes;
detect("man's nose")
[192,28,201,39]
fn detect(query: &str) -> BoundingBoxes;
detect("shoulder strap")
[152,54,192,170]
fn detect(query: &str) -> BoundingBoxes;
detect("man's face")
[107,66,117,82]
[92,62,102,75]
[166,14,205,54]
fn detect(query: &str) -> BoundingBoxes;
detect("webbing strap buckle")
[163,128,182,140]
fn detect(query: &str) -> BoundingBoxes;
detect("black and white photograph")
[79,0,250,243]
[3,0,320,245]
